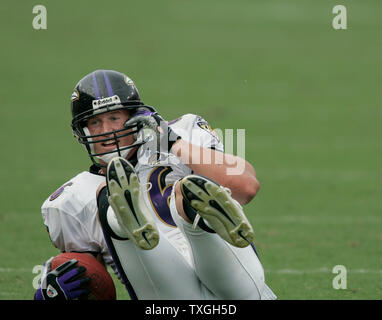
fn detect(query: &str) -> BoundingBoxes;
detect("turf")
[0,0,381,299]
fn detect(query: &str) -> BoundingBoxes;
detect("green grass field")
[0,0,381,300]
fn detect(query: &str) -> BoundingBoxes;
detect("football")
[51,252,116,300]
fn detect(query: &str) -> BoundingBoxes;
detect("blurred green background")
[0,0,381,299]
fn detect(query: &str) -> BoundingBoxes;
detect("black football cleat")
[106,157,159,250]
[181,175,254,248]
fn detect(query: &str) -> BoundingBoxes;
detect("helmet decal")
[71,88,79,102]
[124,75,134,86]
[92,95,121,110]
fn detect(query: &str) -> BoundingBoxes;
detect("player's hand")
[34,258,91,300]
[124,109,181,154]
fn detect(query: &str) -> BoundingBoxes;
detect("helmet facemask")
[72,105,151,167]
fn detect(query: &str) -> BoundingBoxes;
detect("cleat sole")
[181,175,254,248]
[107,157,159,250]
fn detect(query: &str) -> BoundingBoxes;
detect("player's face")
[86,109,134,156]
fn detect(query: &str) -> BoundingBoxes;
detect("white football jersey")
[41,114,223,271]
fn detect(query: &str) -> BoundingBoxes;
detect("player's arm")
[171,139,259,205]
[124,111,259,205]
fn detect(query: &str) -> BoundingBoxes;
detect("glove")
[34,258,91,300]
[124,109,181,156]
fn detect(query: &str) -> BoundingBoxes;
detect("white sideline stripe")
[255,216,382,224]
[1,267,382,275]
[0,268,32,273]
[0,292,19,296]
[265,268,382,275]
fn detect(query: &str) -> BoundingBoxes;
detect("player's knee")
[174,179,192,223]
[242,177,260,204]
[174,180,184,213]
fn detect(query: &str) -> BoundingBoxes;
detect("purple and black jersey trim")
[96,186,138,300]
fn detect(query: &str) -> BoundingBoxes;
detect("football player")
[35,70,276,300]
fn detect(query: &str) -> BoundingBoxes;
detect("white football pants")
[107,181,271,300]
